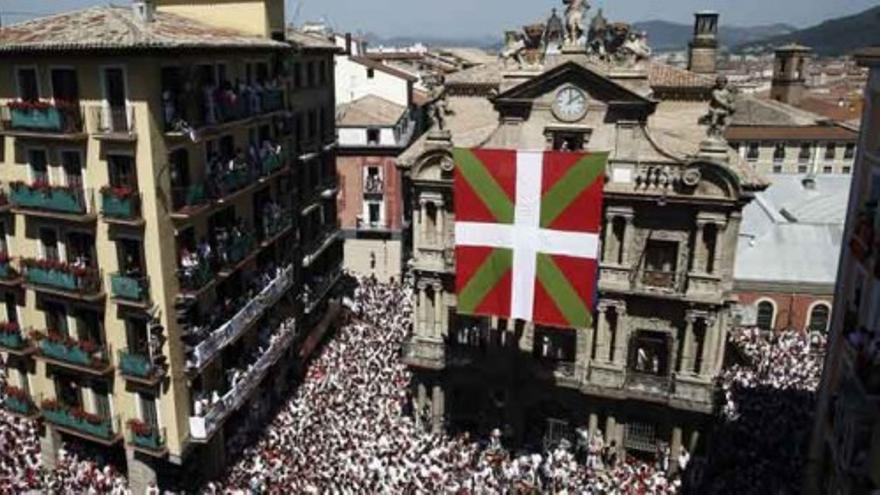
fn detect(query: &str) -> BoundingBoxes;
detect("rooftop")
[349,56,419,82]
[336,95,407,127]
[0,5,287,53]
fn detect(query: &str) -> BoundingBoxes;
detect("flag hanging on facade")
[453,148,607,329]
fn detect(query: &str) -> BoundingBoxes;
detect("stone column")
[588,413,599,437]
[433,283,443,338]
[603,213,617,264]
[435,201,445,249]
[605,415,616,441]
[699,315,718,376]
[620,216,634,265]
[670,427,683,475]
[576,324,593,378]
[712,222,727,276]
[419,199,428,246]
[680,313,696,374]
[693,220,707,274]
[431,383,445,434]
[594,303,610,363]
[612,305,628,367]
[417,283,427,332]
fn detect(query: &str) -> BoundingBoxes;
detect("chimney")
[770,44,812,106]
[345,33,353,55]
[132,0,155,24]
[688,11,719,75]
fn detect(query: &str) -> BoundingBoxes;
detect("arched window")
[756,301,775,331]
[808,304,831,333]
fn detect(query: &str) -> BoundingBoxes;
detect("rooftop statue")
[563,0,590,46]
[543,8,565,52]
[500,30,526,68]
[700,76,737,140]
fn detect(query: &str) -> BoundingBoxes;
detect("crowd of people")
[701,327,827,493]
[0,275,833,494]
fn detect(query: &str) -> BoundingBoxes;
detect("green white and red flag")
[454,148,607,329]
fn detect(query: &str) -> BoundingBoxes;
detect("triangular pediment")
[494,60,656,110]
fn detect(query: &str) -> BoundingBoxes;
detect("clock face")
[553,87,588,122]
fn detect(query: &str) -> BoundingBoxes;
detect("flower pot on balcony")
[111,274,147,302]
[9,185,85,214]
[39,339,91,366]
[25,266,78,291]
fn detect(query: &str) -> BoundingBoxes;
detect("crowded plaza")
[0,276,829,493]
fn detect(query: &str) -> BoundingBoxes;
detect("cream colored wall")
[155,0,283,38]
[738,140,857,175]
[344,238,402,282]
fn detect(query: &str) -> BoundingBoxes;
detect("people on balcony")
[166,77,285,130]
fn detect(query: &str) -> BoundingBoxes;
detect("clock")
[552,86,588,122]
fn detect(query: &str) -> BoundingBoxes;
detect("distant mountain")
[735,6,880,56]
[362,33,501,51]
[632,20,796,52]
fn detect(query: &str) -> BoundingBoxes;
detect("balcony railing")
[118,348,162,382]
[0,258,19,283]
[178,257,213,293]
[100,188,141,221]
[189,317,297,441]
[625,371,672,395]
[41,400,118,442]
[0,323,29,352]
[172,184,209,213]
[34,331,111,373]
[163,85,285,132]
[89,105,136,137]
[22,260,102,296]
[640,270,677,290]
[304,266,342,315]
[217,231,256,271]
[188,264,295,371]
[260,209,294,241]
[2,388,38,417]
[110,273,149,303]
[9,182,92,216]
[127,421,166,454]
[1,101,84,134]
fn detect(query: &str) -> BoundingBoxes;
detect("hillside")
[632,20,796,52]
[736,5,880,56]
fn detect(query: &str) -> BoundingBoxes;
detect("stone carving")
[700,76,736,140]
[543,8,565,52]
[430,93,453,131]
[619,31,652,65]
[500,30,527,68]
[584,11,651,65]
[563,0,590,45]
[587,8,608,58]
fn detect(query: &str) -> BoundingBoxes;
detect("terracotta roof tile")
[337,95,406,127]
[0,6,286,52]
[349,56,418,82]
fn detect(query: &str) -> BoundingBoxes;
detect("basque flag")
[453,148,606,329]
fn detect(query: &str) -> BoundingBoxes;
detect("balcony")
[0,101,85,139]
[33,331,112,376]
[88,105,136,141]
[1,387,39,419]
[127,421,167,456]
[178,256,214,296]
[119,349,164,386]
[303,266,342,315]
[217,230,257,275]
[22,259,103,301]
[110,273,150,307]
[0,257,22,287]
[171,184,210,217]
[9,182,95,222]
[189,317,297,441]
[640,270,678,291]
[625,371,672,399]
[100,187,142,226]
[0,322,35,355]
[187,264,295,372]
[260,208,294,244]
[163,84,285,135]
[302,223,343,268]
[41,400,120,445]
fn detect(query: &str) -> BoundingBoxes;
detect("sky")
[1,0,878,38]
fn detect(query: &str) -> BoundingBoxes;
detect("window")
[319,61,327,85]
[825,143,837,160]
[44,301,68,336]
[39,228,59,261]
[808,304,830,333]
[54,374,81,408]
[552,132,586,151]
[367,68,375,79]
[630,330,670,375]
[28,149,48,184]
[642,240,678,288]
[50,68,79,102]
[366,128,380,145]
[139,393,159,429]
[5,293,17,323]
[843,166,852,174]
[108,155,136,189]
[730,142,740,152]
[60,151,83,189]
[307,110,318,140]
[823,165,833,174]
[772,165,783,174]
[624,421,658,453]
[773,143,786,162]
[293,62,302,88]
[756,301,775,330]
[844,143,856,160]
[797,165,808,174]
[364,166,382,194]
[746,142,759,161]
[798,143,812,163]
[126,318,149,356]
[92,382,111,419]
[368,202,381,226]
[534,326,576,361]
[16,68,39,102]
[307,62,315,87]
[73,307,102,344]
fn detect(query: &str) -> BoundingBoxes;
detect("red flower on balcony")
[10,180,75,196]
[40,399,60,411]
[3,385,29,401]
[22,258,93,278]
[100,185,135,199]
[8,100,53,112]
[127,418,153,437]
[0,321,20,335]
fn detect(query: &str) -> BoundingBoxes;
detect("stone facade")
[398,54,764,464]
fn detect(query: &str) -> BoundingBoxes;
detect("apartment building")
[806,48,880,495]
[0,0,341,491]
